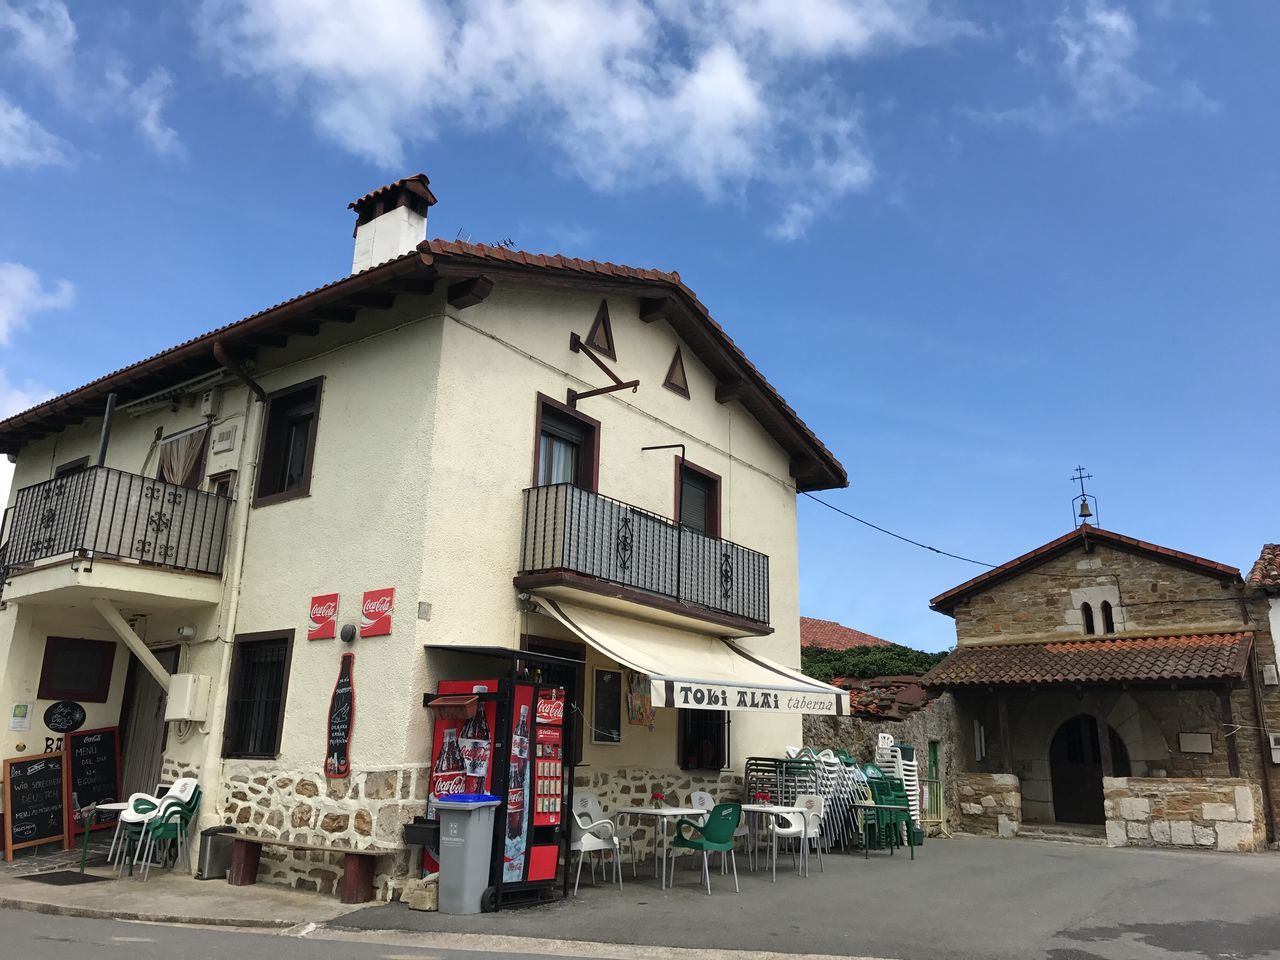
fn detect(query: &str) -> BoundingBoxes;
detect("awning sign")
[662,682,841,715]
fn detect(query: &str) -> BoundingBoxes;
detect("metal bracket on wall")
[567,332,639,406]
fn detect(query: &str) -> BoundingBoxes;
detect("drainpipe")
[95,393,117,466]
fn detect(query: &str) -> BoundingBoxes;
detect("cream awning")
[531,596,845,715]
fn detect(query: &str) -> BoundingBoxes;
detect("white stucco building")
[0,175,847,894]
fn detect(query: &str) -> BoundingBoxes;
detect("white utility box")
[165,673,211,723]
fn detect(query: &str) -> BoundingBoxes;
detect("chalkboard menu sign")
[324,653,355,779]
[67,727,121,835]
[3,751,68,861]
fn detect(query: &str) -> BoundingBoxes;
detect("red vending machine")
[424,678,568,905]
[502,684,565,886]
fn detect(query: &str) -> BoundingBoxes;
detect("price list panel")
[532,725,562,826]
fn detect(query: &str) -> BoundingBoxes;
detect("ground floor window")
[222,631,294,759]
[678,709,728,770]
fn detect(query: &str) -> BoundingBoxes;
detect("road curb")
[0,894,294,929]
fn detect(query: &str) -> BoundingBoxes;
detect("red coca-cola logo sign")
[433,774,466,796]
[307,593,339,641]
[359,587,395,637]
[536,694,564,724]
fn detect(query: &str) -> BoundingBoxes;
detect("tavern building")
[0,174,846,890]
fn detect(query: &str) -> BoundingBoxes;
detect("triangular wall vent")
[586,300,616,360]
[663,347,689,398]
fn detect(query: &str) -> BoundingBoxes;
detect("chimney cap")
[348,173,438,219]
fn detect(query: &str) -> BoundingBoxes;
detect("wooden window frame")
[37,636,116,702]
[221,629,295,760]
[252,377,324,508]
[531,393,600,492]
[674,457,722,539]
[54,456,90,477]
[677,708,730,771]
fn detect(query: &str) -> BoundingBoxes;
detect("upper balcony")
[515,483,771,637]
[0,466,231,608]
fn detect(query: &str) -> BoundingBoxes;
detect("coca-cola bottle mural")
[503,705,531,881]
[459,686,492,794]
[432,729,467,800]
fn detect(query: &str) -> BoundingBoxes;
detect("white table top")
[616,805,704,817]
[93,802,128,812]
[740,803,803,814]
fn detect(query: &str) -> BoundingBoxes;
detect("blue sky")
[1,0,1276,652]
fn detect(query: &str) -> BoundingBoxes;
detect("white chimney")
[348,173,437,274]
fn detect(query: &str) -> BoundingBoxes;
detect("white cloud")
[1053,0,1150,121]
[195,0,975,236]
[0,0,182,158]
[0,261,74,345]
[0,369,50,509]
[0,92,68,167]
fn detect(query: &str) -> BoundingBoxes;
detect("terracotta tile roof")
[921,632,1253,687]
[349,173,437,210]
[0,232,846,490]
[833,675,932,719]
[930,526,1241,614]
[1248,544,1280,589]
[800,616,892,651]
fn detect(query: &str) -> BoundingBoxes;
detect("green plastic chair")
[669,802,741,894]
[140,787,200,880]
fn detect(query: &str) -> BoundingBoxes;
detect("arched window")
[1081,602,1095,635]
[1101,600,1115,634]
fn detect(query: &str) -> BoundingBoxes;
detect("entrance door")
[119,646,180,797]
[1049,714,1130,824]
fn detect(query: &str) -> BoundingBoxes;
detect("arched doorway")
[1049,714,1131,824]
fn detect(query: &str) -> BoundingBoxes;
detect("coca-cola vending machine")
[501,684,565,888]
[425,678,567,904]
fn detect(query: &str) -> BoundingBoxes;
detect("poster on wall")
[359,588,394,638]
[625,669,655,727]
[308,593,339,641]
[9,703,31,732]
[324,653,355,779]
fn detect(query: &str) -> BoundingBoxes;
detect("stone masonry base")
[1103,776,1265,852]
[956,771,1021,838]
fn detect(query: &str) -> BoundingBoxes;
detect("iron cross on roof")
[1070,465,1097,527]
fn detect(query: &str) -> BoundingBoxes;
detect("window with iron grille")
[222,631,293,758]
[678,709,729,770]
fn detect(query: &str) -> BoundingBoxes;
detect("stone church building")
[923,525,1278,851]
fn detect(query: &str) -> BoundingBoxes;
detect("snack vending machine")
[425,678,567,905]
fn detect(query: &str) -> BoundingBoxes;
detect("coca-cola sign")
[308,593,339,641]
[433,773,466,797]
[535,692,564,725]
[359,587,395,638]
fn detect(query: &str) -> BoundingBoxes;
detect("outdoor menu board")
[2,751,68,861]
[67,727,121,835]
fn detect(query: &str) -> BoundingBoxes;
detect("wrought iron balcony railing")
[1,466,232,581]
[519,483,770,625]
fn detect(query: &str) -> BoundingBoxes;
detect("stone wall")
[801,693,956,833]
[950,541,1245,643]
[1103,776,1265,852]
[955,772,1020,837]
[574,765,743,854]
[218,762,429,898]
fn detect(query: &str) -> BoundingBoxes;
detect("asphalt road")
[336,837,1280,960]
[0,909,626,960]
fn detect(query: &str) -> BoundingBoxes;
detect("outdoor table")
[740,803,807,875]
[615,805,704,889]
[852,802,914,860]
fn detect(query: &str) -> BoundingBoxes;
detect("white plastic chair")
[796,794,825,872]
[112,778,199,876]
[576,792,638,877]
[570,795,622,895]
[767,810,807,882]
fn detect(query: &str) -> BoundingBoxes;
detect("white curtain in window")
[158,424,210,487]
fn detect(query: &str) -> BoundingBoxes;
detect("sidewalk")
[0,863,360,928]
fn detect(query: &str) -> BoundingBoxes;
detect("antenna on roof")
[1070,465,1097,528]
